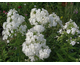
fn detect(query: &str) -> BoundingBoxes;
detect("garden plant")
[0,2,80,62]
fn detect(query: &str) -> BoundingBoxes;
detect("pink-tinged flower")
[70,2,73,5]
[18,6,21,9]
[7,2,9,5]
[3,11,6,13]
[73,9,78,14]
[76,11,78,14]
[5,12,8,14]
[25,14,28,16]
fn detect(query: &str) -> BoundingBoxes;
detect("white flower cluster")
[63,19,80,35]
[29,8,63,28]
[2,9,27,43]
[22,26,51,61]
[59,19,80,35]
[49,13,63,27]
[58,19,80,46]
[32,25,45,33]
[22,8,64,61]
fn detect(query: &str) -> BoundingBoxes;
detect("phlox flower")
[2,9,27,43]
[70,41,76,46]
[22,27,51,61]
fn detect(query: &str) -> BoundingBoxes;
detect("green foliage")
[0,2,80,62]
[0,33,28,62]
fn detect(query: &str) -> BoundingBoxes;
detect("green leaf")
[68,55,76,61]
[56,52,64,62]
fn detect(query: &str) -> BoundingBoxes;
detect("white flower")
[6,23,12,29]
[14,33,17,36]
[67,29,71,34]
[79,35,80,37]
[3,35,8,40]
[11,13,18,19]
[7,9,17,17]
[22,30,51,61]
[2,9,27,43]
[49,12,57,17]
[59,29,62,34]
[7,17,11,23]
[29,56,35,62]
[34,5,36,7]
[77,42,79,44]
[63,25,67,29]
[7,9,13,17]
[30,8,36,19]
[33,25,45,33]
[39,49,51,60]
[7,40,9,43]
[70,41,76,46]
[3,22,7,29]
[26,31,33,37]
[25,37,32,44]
[11,30,13,33]
[29,8,49,26]
[49,13,63,27]
[41,8,49,16]
[24,3,26,5]
[36,34,44,42]
[71,28,76,35]
[53,21,57,26]
[29,18,38,25]
[29,8,63,28]
[73,22,79,28]
[19,25,27,35]
[77,30,80,34]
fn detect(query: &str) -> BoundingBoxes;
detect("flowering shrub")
[58,19,80,46]
[22,8,64,61]
[29,8,63,28]
[1,7,80,62]
[55,19,80,61]
[22,29,51,61]
[2,9,27,43]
